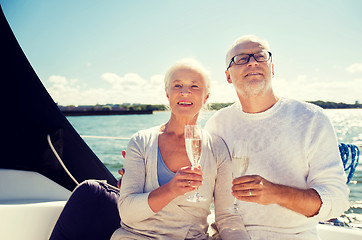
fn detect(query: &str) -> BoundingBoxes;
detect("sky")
[1,0,362,106]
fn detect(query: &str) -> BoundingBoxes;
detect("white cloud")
[101,73,148,89]
[47,73,168,105]
[208,80,237,103]
[46,72,361,106]
[101,73,122,85]
[346,63,362,73]
[124,73,147,86]
[273,75,362,103]
[150,74,164,86]
[49,75,68,85]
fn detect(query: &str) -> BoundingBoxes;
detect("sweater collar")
[235,97,284,119]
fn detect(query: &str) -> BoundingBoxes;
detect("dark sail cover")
[0,5,117,191]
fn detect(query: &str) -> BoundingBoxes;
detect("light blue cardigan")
[111,125,248,240]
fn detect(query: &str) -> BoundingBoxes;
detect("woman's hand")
[166,165,203,197]
[148,165,203,213]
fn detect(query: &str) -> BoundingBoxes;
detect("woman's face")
[166,68,209,121]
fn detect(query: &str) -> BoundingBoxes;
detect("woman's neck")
[163,113,199,136]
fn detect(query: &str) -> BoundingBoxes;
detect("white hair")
[164,58,210,94]
[225,35,271,67]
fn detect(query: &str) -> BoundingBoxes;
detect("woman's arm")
[118,135,155,224]
[119,134,204,223]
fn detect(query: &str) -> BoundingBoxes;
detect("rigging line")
[47,134,80,186]
[47,134,121,191]
[80,135,130,140]
[339,143,360,184]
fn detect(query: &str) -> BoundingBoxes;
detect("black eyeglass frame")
[227,51,272,70]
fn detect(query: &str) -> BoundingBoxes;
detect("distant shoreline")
[307,101,362,109]
[59,100,361,116]
[62,110,153,116]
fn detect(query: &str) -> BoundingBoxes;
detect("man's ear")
[272,63,275,77]
[225,70,232,84]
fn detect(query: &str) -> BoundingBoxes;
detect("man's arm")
[232,175,322,217]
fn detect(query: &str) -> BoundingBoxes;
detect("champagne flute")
[185,125,206,202]
[228,140,249,213]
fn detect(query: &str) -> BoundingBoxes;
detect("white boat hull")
[0,169,70,240]
[1,169,362,240]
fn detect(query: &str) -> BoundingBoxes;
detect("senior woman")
[111,59,249,240]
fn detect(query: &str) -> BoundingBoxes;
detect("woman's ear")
[204,93,210,104]
[165,88,169,99]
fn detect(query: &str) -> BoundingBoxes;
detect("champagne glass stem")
[228,140,249,213]
[233,196,238,212]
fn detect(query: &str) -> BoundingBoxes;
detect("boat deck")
[1,169,362,240]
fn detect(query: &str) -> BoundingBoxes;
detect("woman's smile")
[177,100,193,106]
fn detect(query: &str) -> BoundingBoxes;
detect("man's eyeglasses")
[227,51,272,70]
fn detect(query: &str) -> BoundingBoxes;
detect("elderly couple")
[51,35,349,240]
[109,35,349,240]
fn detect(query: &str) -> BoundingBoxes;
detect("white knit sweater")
[111,125,249,240]
[204,98,349,240]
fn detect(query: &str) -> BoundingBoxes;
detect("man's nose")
[247,55,259,66]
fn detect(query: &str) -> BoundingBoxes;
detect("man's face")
[225,40,274,97]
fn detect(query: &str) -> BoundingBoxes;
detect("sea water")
[67,108,362,228]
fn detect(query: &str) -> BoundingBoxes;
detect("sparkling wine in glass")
[229,140,249,213]
[185,125,206,202]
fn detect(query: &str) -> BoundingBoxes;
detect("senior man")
[205,35,349,239]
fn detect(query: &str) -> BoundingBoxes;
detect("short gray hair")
[225,35,271,67]
[164,58,210,94]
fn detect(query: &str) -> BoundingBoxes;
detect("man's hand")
[232,175,278,205]
[117,168,125,189]
[232,175,322,217]
[117,150,127,189]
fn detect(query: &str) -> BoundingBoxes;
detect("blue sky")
[1,0,362,105]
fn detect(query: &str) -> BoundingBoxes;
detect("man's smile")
[245,72,263,77]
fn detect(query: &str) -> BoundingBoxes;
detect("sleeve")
[212,136,250,240]
[306,110,350,220]
[118,133,156,225]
